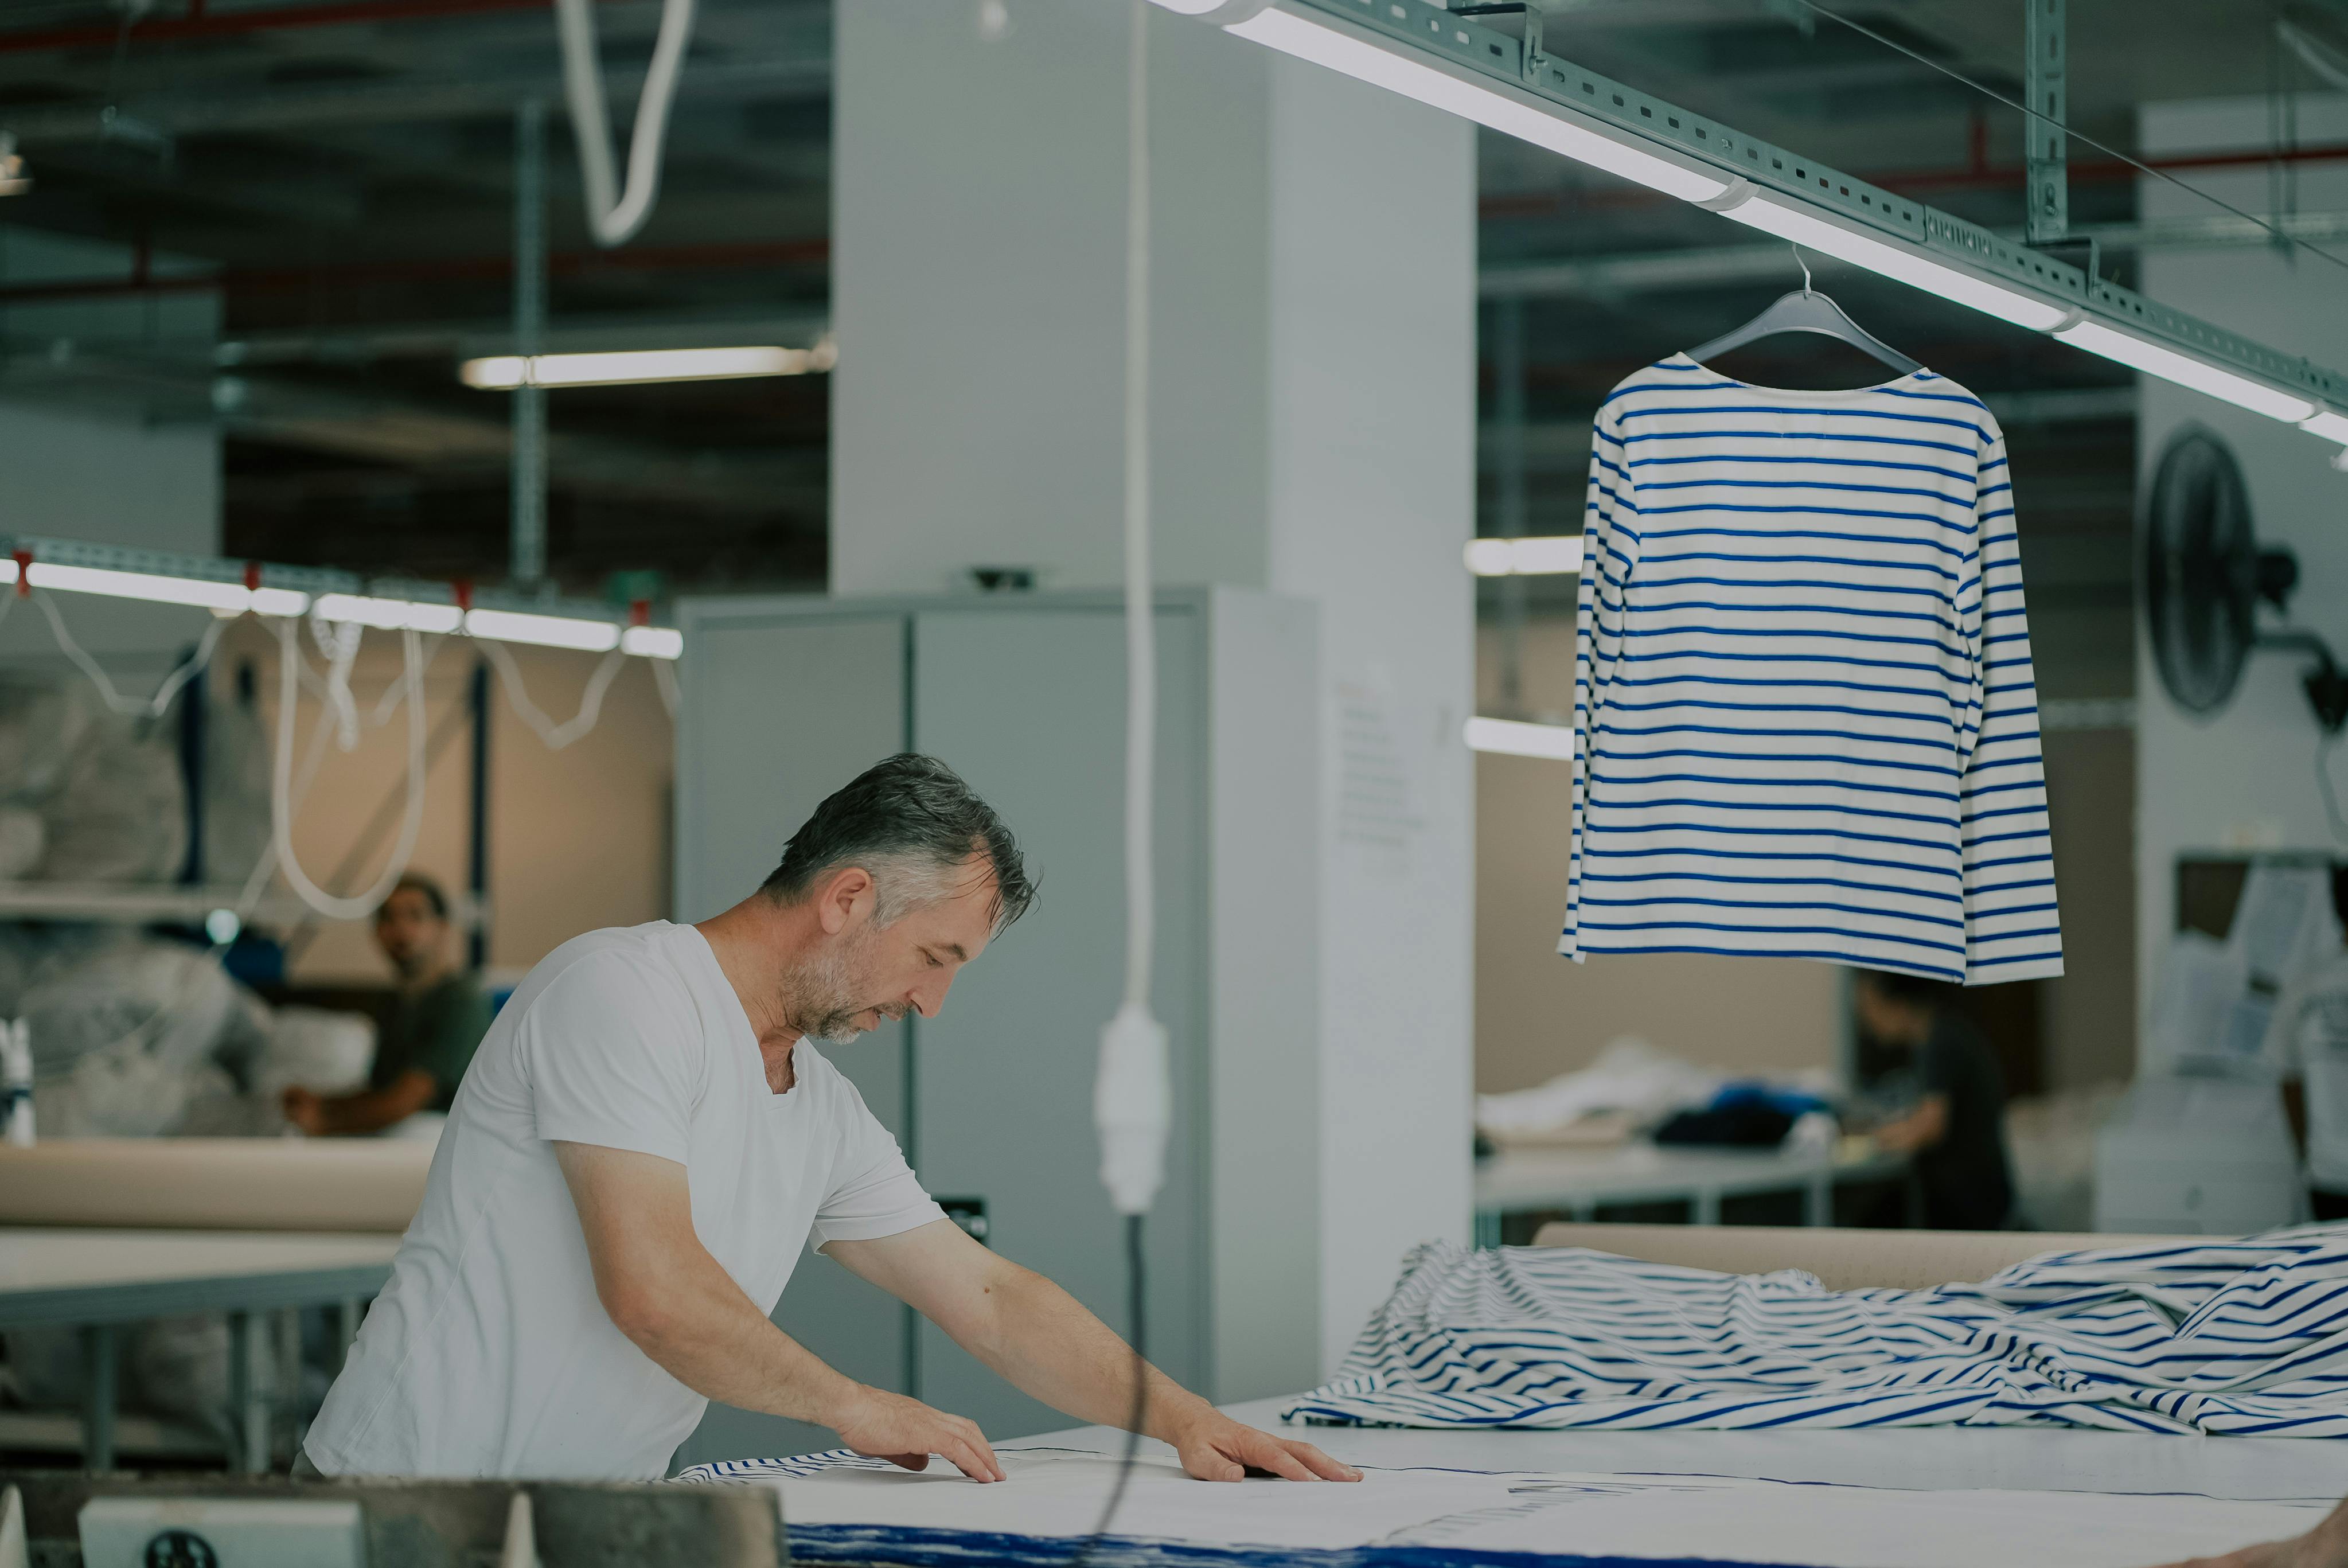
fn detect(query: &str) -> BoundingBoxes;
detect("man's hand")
[282,1086,326,1135]
[1161,1407,1360,1484]
[2151,1497,2348,1568]
[829,1384,1005,1483]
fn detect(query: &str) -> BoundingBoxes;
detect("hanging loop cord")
[270,619,431,921]
[554,0,697,247]
[474,637,629,751]
[32,588,227,720]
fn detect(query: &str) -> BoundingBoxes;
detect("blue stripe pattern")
[1562,354,2062,984]
[1279,1232,2348,1437]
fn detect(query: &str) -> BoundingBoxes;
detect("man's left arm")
[828,1220,1358,1483]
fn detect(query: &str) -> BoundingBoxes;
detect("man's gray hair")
[759,754,1035,933]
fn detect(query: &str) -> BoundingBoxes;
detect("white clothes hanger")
[1687,247,1922,375]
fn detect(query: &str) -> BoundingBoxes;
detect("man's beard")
[779,930,899,1044]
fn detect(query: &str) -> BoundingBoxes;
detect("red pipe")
[0,0,604,55]
[0,236,830,305]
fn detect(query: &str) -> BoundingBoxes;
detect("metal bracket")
[1449,2,1542,80]
[2025,0,2068,244]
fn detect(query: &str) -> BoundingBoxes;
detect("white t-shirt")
[305,921,943,1480]
[2267,950,2348,1192]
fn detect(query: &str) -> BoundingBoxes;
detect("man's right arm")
[551,1141,1004,1481]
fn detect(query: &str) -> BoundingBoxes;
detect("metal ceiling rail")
[1192,0,2348,433]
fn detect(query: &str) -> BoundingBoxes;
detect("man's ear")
[816,866,876,934]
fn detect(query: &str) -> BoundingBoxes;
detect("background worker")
[283,873,493,1137]
[1853,969,2014,1231]
[2261,865,2348,1221]
[302,754,1357,1486]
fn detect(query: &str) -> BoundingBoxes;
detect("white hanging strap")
[554,0,697,247]
[0,1483,26,1568]
[497,1491,541,1568]
[474,638,628,751]
[270,619,431,922]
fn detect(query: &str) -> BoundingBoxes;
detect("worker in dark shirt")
[283,873,493,1136]
[1854,969,2014,1231]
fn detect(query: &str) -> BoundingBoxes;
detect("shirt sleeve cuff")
[811,1200,949,1253]
[533,1118,691,1167]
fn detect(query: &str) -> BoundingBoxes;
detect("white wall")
[0,225,221,664]
[833,1,1476,1372]
[2135,93,2348,1043]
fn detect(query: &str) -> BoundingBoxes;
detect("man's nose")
[910,970,955,1019]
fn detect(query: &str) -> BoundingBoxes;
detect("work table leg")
[228,1310,269,1473]
[79,1325,117,1473]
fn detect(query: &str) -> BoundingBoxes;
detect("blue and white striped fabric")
[1282,1233,2348,1437]
[1561,353,2061,984]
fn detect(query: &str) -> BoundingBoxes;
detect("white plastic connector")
[1094,1001,1171,1218]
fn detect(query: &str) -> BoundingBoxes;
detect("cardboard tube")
[0,1139,431,1232]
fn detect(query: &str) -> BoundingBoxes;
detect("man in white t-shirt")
[304,754,1355,1487]
[2267,865,2348,1222]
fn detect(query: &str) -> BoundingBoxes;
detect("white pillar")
[834,0,1475,1377]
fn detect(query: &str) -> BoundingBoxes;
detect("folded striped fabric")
[1283,1232,2348,1437]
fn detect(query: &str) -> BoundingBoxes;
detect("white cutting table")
[1474,1141,1910,1245]
[1019,1395,2348,1505]
[0,1227,399,1473]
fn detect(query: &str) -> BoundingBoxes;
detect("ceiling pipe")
[0,0,623,56]
[0,237,829,306]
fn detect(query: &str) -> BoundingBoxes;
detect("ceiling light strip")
[1166,0,2348,454]
[1464,715,1575,761]
[0,539,681,658]
[1464,536,1585,576]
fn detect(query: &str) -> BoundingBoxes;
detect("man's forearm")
[612,1254,860,1427]
[948,1263,1212,1442]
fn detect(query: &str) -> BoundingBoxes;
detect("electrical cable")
[1082,3,1167,1558]
[1072,1215,1148,1561]
[554,0,697,247]
[269,618,430,922]
[1778,0,2348,278]
[473,637,629,751]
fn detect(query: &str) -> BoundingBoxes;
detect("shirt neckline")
[1668,350,1932,399]
[672,920,805,1100]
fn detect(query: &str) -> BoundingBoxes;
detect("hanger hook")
[1791,243,1812,297]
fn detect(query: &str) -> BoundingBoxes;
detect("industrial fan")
[2144,424,2348,732]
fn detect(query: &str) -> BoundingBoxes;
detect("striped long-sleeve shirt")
[1560,353,2062,985]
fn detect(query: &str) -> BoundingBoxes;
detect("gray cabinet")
[669,589,1320,1466]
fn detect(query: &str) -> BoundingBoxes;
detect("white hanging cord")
[649,649,681,721]
[270,619,430,921]
[1081,17,1164,1552]
[309,611,364,751]
[1094,0,1170,1223]
[554,0,697,247]
[30,590,227,720]
[474,637,627,751]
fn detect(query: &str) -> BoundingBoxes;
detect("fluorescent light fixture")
[463,607,623,653]
[461,344,830,390]
[1465,535,1585,576]
[1714,192,2072,331]
[0,560,312,618]
[621,625,684,659]
[2301,409,2348,444]
[314,593,465,634]
[1223,7,1730,203]
[2053,318,2316,424]
[1464,715,1575,761]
